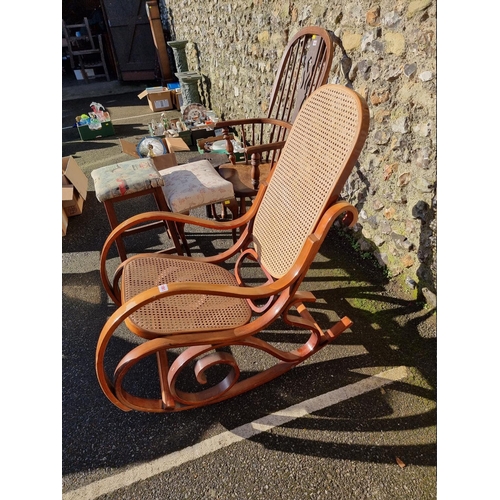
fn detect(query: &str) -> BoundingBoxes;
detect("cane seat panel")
[122,255,252,335]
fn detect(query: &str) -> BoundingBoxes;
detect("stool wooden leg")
[103,200,128,261]
[152,187,189,256]
[175,222,191,257]
[238,196,247,217]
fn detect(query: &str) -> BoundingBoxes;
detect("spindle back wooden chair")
[216,26,336,215]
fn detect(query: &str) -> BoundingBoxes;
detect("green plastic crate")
[178,130,193,146]
[77,121,115,141]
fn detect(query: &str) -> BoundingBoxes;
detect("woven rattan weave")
[123,255,252,335]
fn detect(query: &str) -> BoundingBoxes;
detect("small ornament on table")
[88,112,103,130]
[90,102,109,122]
[148,119,165,137]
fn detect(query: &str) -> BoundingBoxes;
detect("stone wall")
[160,0,437,302]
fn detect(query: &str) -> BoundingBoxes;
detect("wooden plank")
[146,0,174,84]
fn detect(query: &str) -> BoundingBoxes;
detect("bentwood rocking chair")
[215,26,336,216]
[96,84,370,413]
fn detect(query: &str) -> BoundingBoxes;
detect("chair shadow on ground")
[61,137,119,158]
[63,270,221,475]
[63,220,436,475]
[62,124,151,158]
[62,192,183,256]
[234,378,437,467]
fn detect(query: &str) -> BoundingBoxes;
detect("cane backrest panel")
[253,85,369,278]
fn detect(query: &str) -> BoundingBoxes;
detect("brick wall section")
[161,0,437,300]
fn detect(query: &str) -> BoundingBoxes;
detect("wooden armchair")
[96,84,370,413]
[215,26,336,216]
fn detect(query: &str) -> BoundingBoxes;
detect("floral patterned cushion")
[159,160,235,213]
[91,158,164,202]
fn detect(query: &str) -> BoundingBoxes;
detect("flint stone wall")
[161,0,437,300]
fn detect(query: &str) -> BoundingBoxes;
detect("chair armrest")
[99,208,259,304]
[244,141,287,157]
[215,117,291,128]
[215,118,292,165]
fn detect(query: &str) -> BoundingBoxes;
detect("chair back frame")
[268,26,335,127]
[217,26,336,211]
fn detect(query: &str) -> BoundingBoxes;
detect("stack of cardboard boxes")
[62,156,88,236]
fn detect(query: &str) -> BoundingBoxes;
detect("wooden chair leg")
[103,200,128,261]
[175,222,191,257]
[152,186,188,256]
[225,199,239,242]
[203,201,238,222]
[219,203,227,219]
[239,196,247,216]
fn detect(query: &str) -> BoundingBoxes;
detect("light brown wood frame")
[95,84,370,413]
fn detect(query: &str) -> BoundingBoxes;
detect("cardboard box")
[77,120,115,141]
[63,191,85,216]
[62,207,69,236]
[164,136,190,152]
[191,128,220,143]
[171,89,183,110]
[62,156,88,220]
[149,154,179,171]
[138,87,174,112]
[120,136,190,156]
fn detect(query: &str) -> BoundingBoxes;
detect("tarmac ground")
[62,76,437,499]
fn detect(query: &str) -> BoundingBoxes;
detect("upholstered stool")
[158,159,238,244]
[91,158,185,261]
[187,153,232,218]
